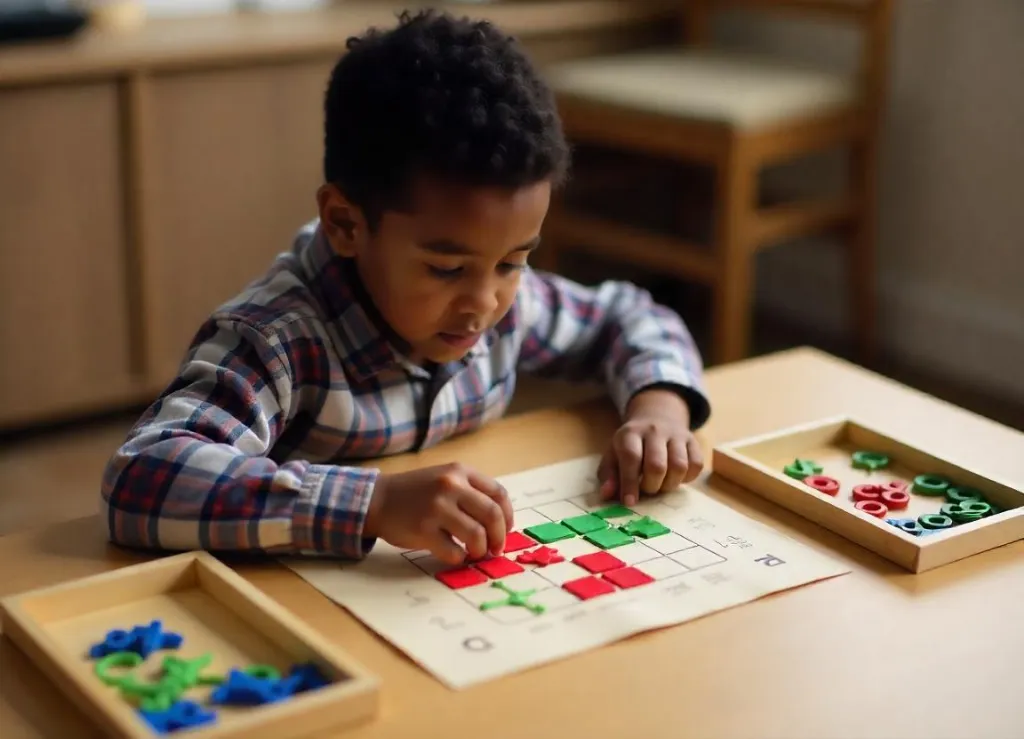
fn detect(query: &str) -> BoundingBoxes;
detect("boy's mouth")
[437,331,481,349]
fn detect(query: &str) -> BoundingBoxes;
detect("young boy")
[100,10,711,567]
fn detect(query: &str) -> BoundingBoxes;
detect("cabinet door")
[0,83,135,426]
[145,58,335,379]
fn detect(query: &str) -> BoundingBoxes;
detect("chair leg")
[848,137,880,365]
[711,146,757,365]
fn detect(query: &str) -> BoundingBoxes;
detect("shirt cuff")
[291,464,379,558]
[612,364,712,431]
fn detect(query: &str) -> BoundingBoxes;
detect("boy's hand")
[363,463,514,565]
[598,388,704,506]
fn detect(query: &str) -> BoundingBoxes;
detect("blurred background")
[1,0,1021,533]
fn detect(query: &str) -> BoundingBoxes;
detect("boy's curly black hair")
[323,9,570,228]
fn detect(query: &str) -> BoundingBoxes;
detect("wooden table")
[2,347,1022,738]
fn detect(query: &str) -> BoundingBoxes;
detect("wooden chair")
[540,0,894,365]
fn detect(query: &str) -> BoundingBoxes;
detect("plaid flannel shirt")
[100,220,710,558]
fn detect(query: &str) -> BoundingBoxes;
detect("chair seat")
[546,49,859,129]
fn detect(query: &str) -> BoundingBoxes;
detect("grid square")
[463,574,553,622]
[643,532,699,555]
[546,537,600,561]
[563,576,616,600]
[458,581,509,607]
[573,551,626,574]
[607,541,662,566]
[562,514,608,535]
[474,556,524,579]
[409,555,452,577]
[593,503,635,519]
[534,500,588,521]
[435,566,488,589]
[670,547,727,570]
[534,561,590,586]
[508,508,552,530]
[529,586,581,611]
[602,566,655,589]
[635,557,688,580]
[525,521,576,544]
[502,531,537,553]
[497,570,550,593]
[584,527,634,550]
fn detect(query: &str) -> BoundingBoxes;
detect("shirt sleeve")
[515,267,711,429]
[99,316,378,558]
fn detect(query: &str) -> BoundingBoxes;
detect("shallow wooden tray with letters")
[0,551,380,738]
[712,416,1024,572]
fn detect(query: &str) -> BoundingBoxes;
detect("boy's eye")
[427,264,462,278]
[427,262,526,279]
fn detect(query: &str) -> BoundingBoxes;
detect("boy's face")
[318,176,551,364]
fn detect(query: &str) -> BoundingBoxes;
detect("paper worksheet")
[285,455,849,689]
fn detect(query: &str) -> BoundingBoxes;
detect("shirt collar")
[295,222,488,383]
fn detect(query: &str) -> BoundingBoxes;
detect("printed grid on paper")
[401,498,727,624]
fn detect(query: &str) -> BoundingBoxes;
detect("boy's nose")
[463,287,499,316]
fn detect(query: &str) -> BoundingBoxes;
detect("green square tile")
[584,527,634,550]
[524,522,576,544]
[562,514,608,535]
[620,516,671,539]
[593,504,635,520]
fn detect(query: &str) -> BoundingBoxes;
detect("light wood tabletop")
[2,347,1022,739]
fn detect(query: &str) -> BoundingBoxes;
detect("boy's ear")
[316,183,367,258]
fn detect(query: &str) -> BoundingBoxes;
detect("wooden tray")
[712,415,1024,572]
[0,551,380,738]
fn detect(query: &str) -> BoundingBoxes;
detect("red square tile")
[474,556,525,579]
[436,566,488,589]
[562,575,616,600]
[503,531,536,553]
[602,566,655,589]
[573,551,626,574]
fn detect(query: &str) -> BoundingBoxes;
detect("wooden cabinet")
[0,83,138,425]
[0,2,675,430]
[144,59,335,377]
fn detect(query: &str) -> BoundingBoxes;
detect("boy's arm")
[515,267,711,429]
[100,316,377,558]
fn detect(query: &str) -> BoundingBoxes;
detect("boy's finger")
[466,468,515,532]
[684,437,705,482]
[596,450,616,499]
[639,433,668,494]
[662,437,689,492]
[429,533,468,566]
[442,508,489,561]
[458,490,508,557]
[616,432,643,506]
